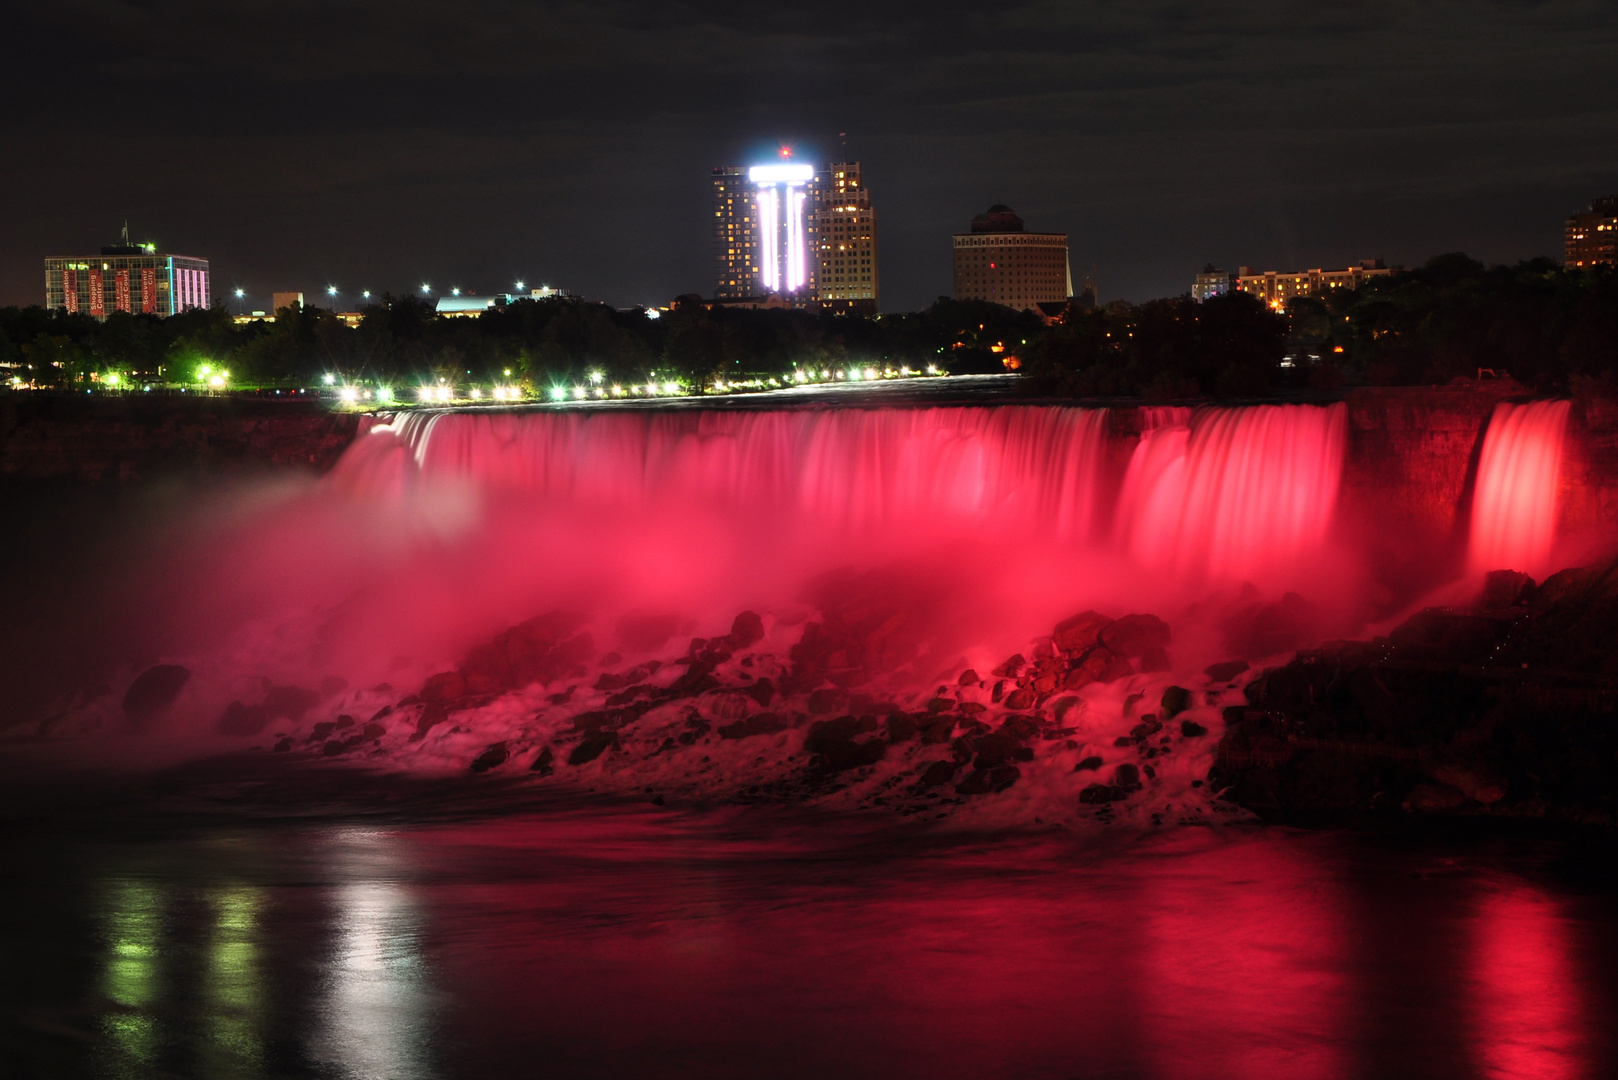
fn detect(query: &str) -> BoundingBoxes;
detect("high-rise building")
[712,156,879,310]
[44,231,210,319]
[952,205,1071,312]
[1566,196,1618,269]
[811,161,878,313]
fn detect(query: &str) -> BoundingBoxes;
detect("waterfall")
[1114,403,1348,581]
[1470,400,1571,575]
[332,402,1350,584]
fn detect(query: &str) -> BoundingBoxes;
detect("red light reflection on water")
[1469,884,1589,1080]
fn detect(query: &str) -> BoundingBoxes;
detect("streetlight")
[362,290,371,302]
[327,285,338,310]
[452,287,461,296]
[421,284,431,295]
[234,287,245,315]
[515,280,525,291]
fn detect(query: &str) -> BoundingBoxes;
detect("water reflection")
[21,812,1614,1079]
[98,879,163,1072]
[307,830,435,1080]
[1470,883,1590,1080]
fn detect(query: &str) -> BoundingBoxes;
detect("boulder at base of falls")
[1097,614,1171,658]
[122,665,190,725]
[1212,558,1618,825]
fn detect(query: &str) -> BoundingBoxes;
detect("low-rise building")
[1193,265,1233,301]
[1234,259,1398,308]
[45,230,209,319]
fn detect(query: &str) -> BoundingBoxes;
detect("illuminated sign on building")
[115,269,131,312]
[749,162,813,294]
[62,269,78,314]
[88,268,105,317]
[141,267,156,313]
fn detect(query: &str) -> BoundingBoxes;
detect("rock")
[121,665,191,724]
[216,701,269,736]
[719,712,786,740]
[1098,614,1171,658]
[568,731,618,766]
[1204,660,1251,683]
[272,737,292,753]
[1160,685,1193,718]
[804,717,887,770]
[362,722,386,740]
[729,610,765,648]
[921,718,956,744]
[370,705,394,722]
[887,714,918,742]
[322,740,348,756]
[470,742,509,772]
[992,654,1026,677]
[807,688,841,714]
[1220,593,1315,657]
[1180,720,1209,737]
[1073,755,1103,772]
[1078,783,1126,804]
[411,703,449,741]
[530,746,555,774]
[1480,569,1535,610]
[1130,719,1162,740]
[957,765,1021,796]
[420,672,467,703]
[1113,763,1142,789]
[1138,646,1171,673]
[958,668,980,685]
[1003,687,1037,711]
[1054,611,1114,654]
[1534,566,1599,610]
[916,761,959,788]
[998,715,1040,742]
[747,677,776,706]
[1052,695,1082,722]
[1423,755,1506,805]
[971,733,1021,770]
[334,714,354,729]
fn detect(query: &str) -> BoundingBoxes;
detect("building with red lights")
[45,231,210,319]
[952,205,1071,312]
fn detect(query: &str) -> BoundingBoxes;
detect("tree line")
[2,254,1614,397]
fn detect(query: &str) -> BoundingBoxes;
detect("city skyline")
[2,4,1615,312]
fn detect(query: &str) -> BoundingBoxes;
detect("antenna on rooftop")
[121,220,130,246]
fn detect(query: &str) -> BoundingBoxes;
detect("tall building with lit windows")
[712,156,879,309]
[1566,196,1618,269]
[45,231,210,319]
[952,205,1071,312]
[812,161,878,313]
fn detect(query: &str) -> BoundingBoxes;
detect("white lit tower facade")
[749,162,815,299]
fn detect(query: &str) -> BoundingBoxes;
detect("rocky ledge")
[1215,562,1618,826]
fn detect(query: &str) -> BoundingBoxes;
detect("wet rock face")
[1098,614,1171,659]
[1215,559,1618,825]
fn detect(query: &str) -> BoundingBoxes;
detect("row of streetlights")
[229,280,562,317]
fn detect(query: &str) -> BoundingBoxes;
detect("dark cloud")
[2,1,1615,309]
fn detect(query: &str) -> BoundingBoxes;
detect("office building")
[1233,259,1397,308]
[436,287,577,318]
[44,231,210,319]
[1566,196,1618,269]
[952,205,1071,312]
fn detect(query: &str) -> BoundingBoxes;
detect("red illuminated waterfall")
[334,402,1350,585]
[1470,400,1571,575]
[1115,403,1348,581]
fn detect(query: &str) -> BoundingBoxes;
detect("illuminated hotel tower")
[712,156,878,308]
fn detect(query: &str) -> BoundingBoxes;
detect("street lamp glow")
[588,370,603,384]
[421,284,431,294]
[452,287,461,296]
[663,381,679,395]
[514,281,524,291]
[234,288,244,298]
[327,286,337,297]
[362,290,371,300]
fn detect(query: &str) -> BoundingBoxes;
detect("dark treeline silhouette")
[2,256,1614,397]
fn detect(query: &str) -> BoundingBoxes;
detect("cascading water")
[1469,399,1572,576]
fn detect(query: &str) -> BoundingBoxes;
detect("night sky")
[3,1,1616,312]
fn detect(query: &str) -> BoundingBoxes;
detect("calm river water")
[3,760,1616,1080]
